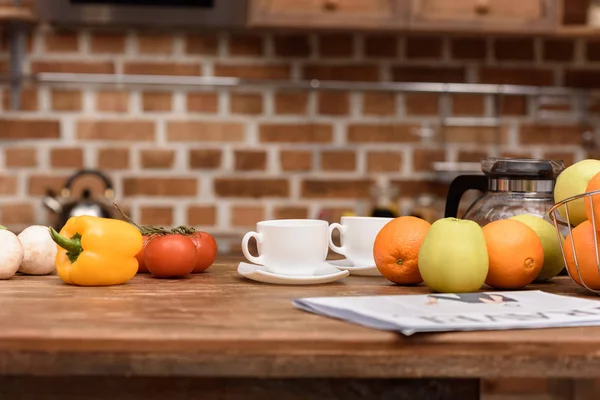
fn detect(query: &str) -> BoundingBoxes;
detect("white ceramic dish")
[237,262,349,285]
[326,259,382,277]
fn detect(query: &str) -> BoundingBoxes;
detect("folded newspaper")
[292,290,600,336]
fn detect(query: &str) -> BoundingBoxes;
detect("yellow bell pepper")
[49,215,143,286]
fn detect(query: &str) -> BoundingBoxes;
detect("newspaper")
[292,290,600,336]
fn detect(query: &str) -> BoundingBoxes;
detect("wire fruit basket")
[548,189,600,295]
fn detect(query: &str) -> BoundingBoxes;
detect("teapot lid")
[482,157,565,180]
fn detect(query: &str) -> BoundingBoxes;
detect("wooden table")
[2,256,600,400]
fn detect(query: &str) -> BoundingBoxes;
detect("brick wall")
[0,25,598,251]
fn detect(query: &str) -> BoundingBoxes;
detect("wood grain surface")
[0,256,599,379]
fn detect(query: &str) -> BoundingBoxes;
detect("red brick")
[366,151,402,172]
[31,61,115,74]
[544,39,574,62]
[229,34,264,56]
[0,203,34,225]
[185,33,218,55]
[494,38,534,61]
[50,147,84,169]
[214,178,288,198]
[364,35,397,58]
[564,69,600,88]
[3,88,38,111]
[187,92,218,113]
[391,180,448,198]
[51,89,81,111]
[318,91,349,115]
[273,34,311,57]
[5,147,36,167]
[405,93,439,116]
[142,92,172,112]
[318,34,353,58]
[587,40,600,62]
[301,179,373,199]
[393,66,465,83]
[230,92,263,115]
[260,124,332,143]
[303,64,379,81]
[27,175,68,196]
[123,178,198,196]
[452,94,485,116]
[458,150,488,162]
[406,36,442,59]
[167,121,244,142]
[140,149,175,169]
[0,175,17,195]
[90,32,126,53]
[274,91,308,114]
[519,124,581,145]
[501,96,528,116]
[544,151,575,167]
[451,37,486,60]
[214,64,290,79]
[479,67,554,86]
[234,150,267,171]
[347,124,419,143]
[77,121,154,141]
[124,62,201,76]
[0,120,60,139]
[189,149,222,169]
[187,205,217,226]
[44,30,79,52]
[445,126,506,144]
[413,148,446,172]
[96,90,129,113]
[97,148,129,170]
[321,151,355,171]
[137,33,173,54]
[363,92,396,116]
[280,150,312,171]
[140,206,173,226]
[273,206,308,220]
[231,205,265,228]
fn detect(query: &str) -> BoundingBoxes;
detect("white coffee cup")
[241,219,329,276]
[328,216,394,267]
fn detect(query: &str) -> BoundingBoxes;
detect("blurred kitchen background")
[0,0,598,255]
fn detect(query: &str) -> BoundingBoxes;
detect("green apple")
[554,159,600,226]
[418,217,489,293]
[510,214,565,281]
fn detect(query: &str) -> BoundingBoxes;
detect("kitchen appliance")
[35,0,246,28]
[43,169,116,231]
[444,157,565,226]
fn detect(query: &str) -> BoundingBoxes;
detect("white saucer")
[326,259,382,277]
[237,262,349,285]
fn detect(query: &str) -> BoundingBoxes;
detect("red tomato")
[135,235,150,273]
[144,234,197,278]
[191,231,218,273]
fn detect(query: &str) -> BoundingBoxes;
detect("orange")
[482,219,544,290]
[585,171,600,230]
[373,216,431,285]
[563,220,600,289]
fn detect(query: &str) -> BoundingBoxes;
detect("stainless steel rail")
[30,72,593,96]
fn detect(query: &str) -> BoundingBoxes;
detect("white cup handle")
[328,223,347,256]
[241,231,265,265]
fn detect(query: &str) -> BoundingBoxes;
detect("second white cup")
[328,216,394,267]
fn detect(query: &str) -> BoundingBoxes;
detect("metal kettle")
[43,169,116,231]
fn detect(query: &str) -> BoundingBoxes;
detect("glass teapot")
[444,157,565,227]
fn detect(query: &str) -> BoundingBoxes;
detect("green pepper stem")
[49,227,82,263]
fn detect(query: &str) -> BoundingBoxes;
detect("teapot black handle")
[444,175,488,218]
[62,169,114,198]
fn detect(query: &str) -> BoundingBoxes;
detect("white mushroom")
[17,225,57,275]
[0,230,23,279]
